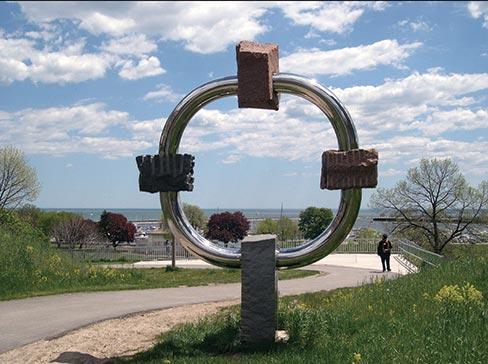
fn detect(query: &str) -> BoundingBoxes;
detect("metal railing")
[63,244,192,262]
[395,238,444,273]
[62,238,400,262]
[331,238,400,254]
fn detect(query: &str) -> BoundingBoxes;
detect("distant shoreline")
[40,207,380,221]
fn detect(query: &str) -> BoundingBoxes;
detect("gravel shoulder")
[0,300,238,364]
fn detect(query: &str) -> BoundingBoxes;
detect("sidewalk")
[133,253,409,275]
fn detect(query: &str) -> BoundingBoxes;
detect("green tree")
[256,218,278,235]
[16,206,81,239]
[356,227,381,239]
[277,216,302,241]
[256,217,302,241]
[15,204,42,227]
[370,158,488,254]
[298,206,334,240]
[183,203,207,232]
[0,146,41,211]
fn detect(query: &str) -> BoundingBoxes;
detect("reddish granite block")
[320,149,378,190]
[236,41,280,110]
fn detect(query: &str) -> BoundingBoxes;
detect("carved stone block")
[136,154,194,193]
[321,149,378,190]
[236,40,280,110]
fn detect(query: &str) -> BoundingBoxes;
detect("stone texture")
[320,149,378,190]
[136,153,194,193]
[236,40,280,110]
[240,236,277,345]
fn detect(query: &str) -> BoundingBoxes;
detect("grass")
[3,215,488,362]
[0,221,318,301]
[115,254,488,364]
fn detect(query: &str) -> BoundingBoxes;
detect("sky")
[0,1,487,211]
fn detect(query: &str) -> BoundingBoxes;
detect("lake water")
[41,207,386,232]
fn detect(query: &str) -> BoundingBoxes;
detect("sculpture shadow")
[50,351,125,364]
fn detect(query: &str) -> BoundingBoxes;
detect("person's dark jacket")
[377,238,392,256]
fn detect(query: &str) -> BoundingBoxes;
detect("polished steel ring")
[159,73,361,269]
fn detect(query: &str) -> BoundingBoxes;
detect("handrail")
[393,255,418,273]
[397,238,444,270]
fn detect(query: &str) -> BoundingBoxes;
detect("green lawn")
[0,264,318,301]
[116,255,488,364]
[0,221,319,301]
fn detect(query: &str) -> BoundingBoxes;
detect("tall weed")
[0,212,142,300]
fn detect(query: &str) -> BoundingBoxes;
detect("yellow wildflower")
[434,284,463,303]
[461,283,483,305]
[434,283,484,307]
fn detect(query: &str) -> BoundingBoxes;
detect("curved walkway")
[0,254,407,354]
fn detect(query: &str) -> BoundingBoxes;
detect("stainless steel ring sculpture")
[159,73,361,269]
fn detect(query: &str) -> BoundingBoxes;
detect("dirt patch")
[0,300,239,364]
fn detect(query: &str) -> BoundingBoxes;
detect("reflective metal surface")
[159,73,362,269]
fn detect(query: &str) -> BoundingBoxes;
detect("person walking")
[377,233,392,272]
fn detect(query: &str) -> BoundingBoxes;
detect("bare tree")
[52,218,101,249]
[0,146,41,210]
[370,158,488,253]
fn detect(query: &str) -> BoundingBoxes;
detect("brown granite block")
[236,40,280,110]
[320,149,378,190]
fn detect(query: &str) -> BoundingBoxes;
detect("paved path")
[0,254,407,354]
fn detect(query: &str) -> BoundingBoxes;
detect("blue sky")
[1,1,487,211]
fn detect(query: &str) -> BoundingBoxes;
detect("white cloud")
[0,32,113,84]
[0,36,35,83]
[374,136,488,175]
[15,1,387,55]
[100,34,157,56]
[468,1,488,28]
[410,20,432,32]
[409,108,488,136]
[277,1,388,34]
[173,70,488,175]
[16,1,271,54]
[179,98,337,163]
[0,27,165,84]
[330,70,488,136]
[80,12,136,36]
[280,39,421,76]
[78,137,152,159]
[1,68,486,178]
[0,102,146,157]
[398,18,433,32]
[118,56,166,80]
[29,51,111,84]
[6,0,399,88]
[142,84,182,103]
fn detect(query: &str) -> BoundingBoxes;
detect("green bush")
[0,210,142,300]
